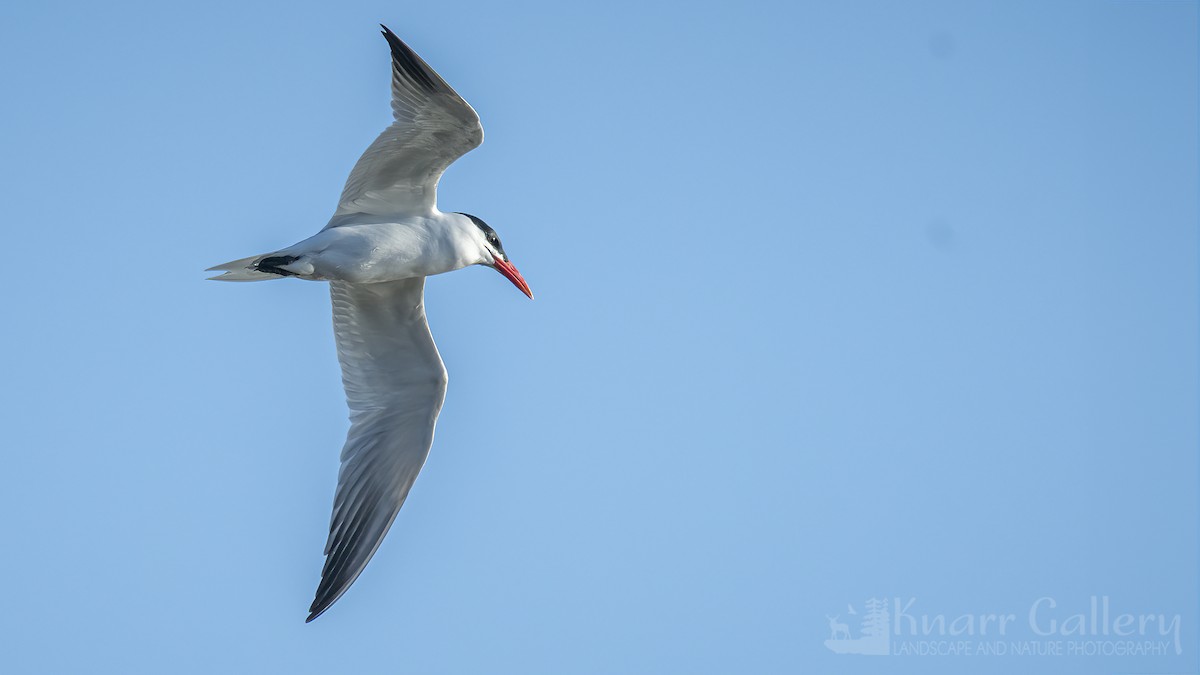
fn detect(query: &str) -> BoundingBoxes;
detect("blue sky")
[0,1,1195,673]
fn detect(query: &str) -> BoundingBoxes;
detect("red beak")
[492,258,534,299]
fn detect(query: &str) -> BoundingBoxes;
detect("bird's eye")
[488,234,499,245]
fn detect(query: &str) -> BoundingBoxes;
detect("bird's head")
[458,212,533,299]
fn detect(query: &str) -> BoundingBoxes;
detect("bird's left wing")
[333,25,483,218]
[308,277,448,622]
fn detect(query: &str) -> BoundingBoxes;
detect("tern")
[208,25,533,622]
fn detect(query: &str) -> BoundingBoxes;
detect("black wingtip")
[375,23,439,93]
[379,23,401,51]
[306,599,329,623]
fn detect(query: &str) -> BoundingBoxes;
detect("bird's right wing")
[308,277,448,622]
[333,26,484,218]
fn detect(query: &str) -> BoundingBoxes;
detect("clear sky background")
[0,1,1195,674]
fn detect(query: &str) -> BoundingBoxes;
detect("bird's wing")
[334,25,483,218]
[308,277,448,622]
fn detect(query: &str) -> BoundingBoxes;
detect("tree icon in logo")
[824,598,890,656]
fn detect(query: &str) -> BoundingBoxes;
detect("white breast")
[280,212,478,283]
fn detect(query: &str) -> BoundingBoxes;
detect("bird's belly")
[306,225,456,283]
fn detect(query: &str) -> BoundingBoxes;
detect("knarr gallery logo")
[824,596,1182,658]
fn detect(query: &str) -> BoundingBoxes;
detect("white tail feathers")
[206,254,283,282]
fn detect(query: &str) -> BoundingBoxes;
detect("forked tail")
[206,253,304,282]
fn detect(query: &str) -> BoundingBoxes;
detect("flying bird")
[208,25,532,622]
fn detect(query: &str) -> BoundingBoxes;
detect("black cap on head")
[458,212,509,261]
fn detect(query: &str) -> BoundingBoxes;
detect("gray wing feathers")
[335,26,483,217]
[308,278,448,622]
